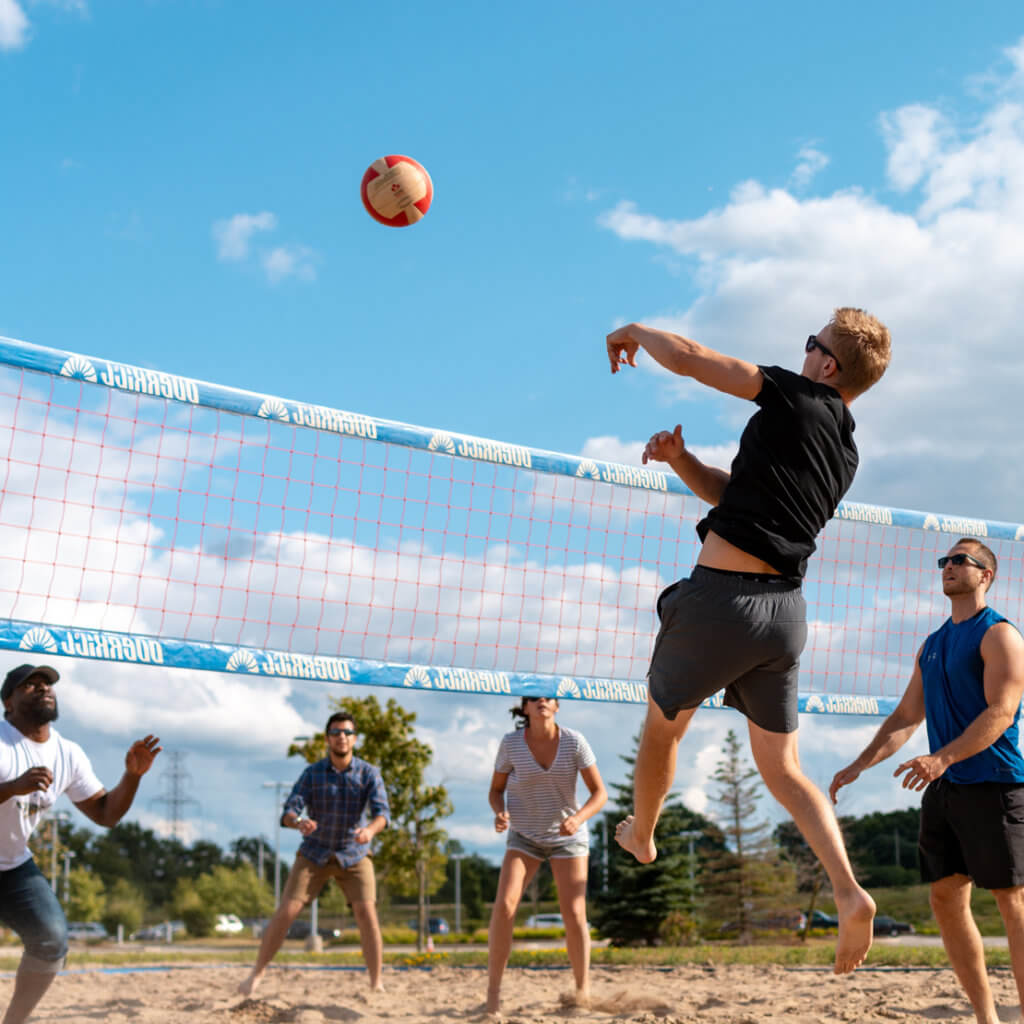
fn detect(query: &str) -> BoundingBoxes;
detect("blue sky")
[4,2,1024,869]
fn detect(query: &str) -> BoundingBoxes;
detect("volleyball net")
[0,334,1021,717]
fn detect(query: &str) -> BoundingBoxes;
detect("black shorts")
[919,777,1024,889]
[646,566,807,734]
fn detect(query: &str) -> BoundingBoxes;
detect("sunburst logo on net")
[575,460,601,481]
[1016,525,1024,542]
[923,515,941,532]
[403,666,432,688]
[805,695,826,713]
[59,356,98,383]
[556,678,581,698]
[226,650,260,673]
[428,432,456,455]
[19,627,57,653]
[257,399,290,422]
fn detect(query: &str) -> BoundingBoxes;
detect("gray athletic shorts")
[647,566,807,734]
[507,829,589,861]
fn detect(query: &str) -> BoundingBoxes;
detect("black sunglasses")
[806,334,843,372]
[937,553,987,570]
[327,727,356,736]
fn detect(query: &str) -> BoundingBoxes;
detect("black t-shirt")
[697,365,857,579]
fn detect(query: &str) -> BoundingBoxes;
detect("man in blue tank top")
[831,538,1024,1024]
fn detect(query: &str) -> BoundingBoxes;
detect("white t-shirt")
[0,720,103,871]
[494,725,596,846]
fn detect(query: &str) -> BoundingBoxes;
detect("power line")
[150,750,201,841]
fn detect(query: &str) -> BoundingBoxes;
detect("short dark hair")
[956,537,997,590]
[325,710,355,734]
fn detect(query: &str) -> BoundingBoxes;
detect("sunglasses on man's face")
[937,553,987,570]
[327,727,356,737]
[805,334,843,372]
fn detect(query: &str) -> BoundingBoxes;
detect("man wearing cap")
[0,663,161,1024]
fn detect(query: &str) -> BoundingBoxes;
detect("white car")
[67,921,108,942]
[524,913,565,929]
[214,913,244,934]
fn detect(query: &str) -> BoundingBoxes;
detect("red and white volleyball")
[360,154,433,227]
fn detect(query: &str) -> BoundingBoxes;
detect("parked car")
[130,921,185,941]
[874,915,914,936]
[722,910,807,934]
[405,916,450,935]
[214,913,244,934]
[524,913,565,929]
[807,909,838,929]
[66,922,108,942]
[286,919,342,941]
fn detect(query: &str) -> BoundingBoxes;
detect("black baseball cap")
[1,664,60,703]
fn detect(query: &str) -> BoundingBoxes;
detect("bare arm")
[559,762,608,836]
[643,424,730,506]
[489,770,510,833]
[829,654,926,803]
[895,622,1024,791]
[74,735,161,828]
[607,323,763,401]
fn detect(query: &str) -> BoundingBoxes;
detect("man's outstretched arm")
[829,653,927,803]
[607,323,763,401]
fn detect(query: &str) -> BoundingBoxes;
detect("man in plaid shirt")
[239,711,390,995]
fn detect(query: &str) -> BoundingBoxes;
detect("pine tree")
[701,729,794,940]
[590,732,725,946]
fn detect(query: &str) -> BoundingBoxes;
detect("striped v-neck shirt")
[495,726,596,845]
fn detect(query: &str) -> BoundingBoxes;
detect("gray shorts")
[507,829,589,861]
[647,566,807,734]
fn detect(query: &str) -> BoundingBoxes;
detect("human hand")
[353,826,372,844]
[828,765,861,804]
[559,814,580,836]
[642,425,685,465]
[894,754,945,791]
[606,325,641,374]
[494,810,510,834]
[124,736,162,777]
[9,765,53,796]
[298,817,318,836]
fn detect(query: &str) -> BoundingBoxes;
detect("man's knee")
[19,914,68,970]
[930,874,971,912]
[991,885,1024,915]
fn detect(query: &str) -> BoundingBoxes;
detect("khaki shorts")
[281,853,376,906]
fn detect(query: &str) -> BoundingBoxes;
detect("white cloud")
[262,245,316,284]
[0,0,29,50]
[212,212,277,263]
[790,145,829,190]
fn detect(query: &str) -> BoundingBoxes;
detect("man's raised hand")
[643,425,685,465]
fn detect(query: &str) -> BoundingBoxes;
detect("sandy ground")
[3,962,1023,1024]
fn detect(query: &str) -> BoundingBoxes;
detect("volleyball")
[360,154,433,227]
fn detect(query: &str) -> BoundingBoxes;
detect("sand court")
[3,962,1022,1023]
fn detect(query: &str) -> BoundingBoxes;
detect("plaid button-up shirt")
[282,755,390,868]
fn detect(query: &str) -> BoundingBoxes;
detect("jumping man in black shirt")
[607,309,890,974]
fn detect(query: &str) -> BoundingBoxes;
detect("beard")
[26,697,58,726]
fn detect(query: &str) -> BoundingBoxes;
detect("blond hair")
[829,307,891,399]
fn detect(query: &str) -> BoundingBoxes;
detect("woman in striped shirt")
[486,696,607,1014]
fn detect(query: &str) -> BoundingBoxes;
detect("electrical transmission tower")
[150,750,201,841]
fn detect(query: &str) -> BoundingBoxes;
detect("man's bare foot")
[573,987,591,1009]
[833,886,876,974]
[615,815,657,863]
[237,970,263,997]
[370,982,385,993]
[485,989,501,1015]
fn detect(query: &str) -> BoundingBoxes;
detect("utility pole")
[450,853,466,933]
[150,751,201,841]
[262,781,291,905]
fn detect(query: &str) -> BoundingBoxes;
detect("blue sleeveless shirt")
[920,606,1024,785]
